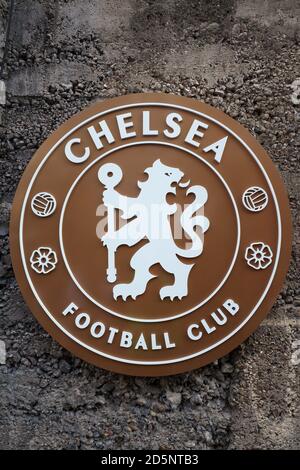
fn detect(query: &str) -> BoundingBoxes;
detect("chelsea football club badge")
[10,94,292,376]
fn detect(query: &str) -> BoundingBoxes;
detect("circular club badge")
[10,93,292,376]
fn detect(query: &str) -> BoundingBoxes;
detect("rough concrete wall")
[0,0,299,450]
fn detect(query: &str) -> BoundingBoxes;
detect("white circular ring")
[59,141,241,323]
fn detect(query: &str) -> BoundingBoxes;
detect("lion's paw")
[113,283,143,301]
[159,285,187,301]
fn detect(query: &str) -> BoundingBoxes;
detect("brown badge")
[10,93,292,376]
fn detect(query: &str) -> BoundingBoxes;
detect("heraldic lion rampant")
[99,159,209,301]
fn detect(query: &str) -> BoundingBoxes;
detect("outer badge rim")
[10,93,292,376]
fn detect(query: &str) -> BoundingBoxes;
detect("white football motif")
[242,186,268,212]
[31,192,56,217]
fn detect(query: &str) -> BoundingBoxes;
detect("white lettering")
[107,327,119,344]
[63,305,178,351]
[65,138,90,163]
[187,324,203,341]
[75,312,90,329]
[185,119,209,147]
[116,113,136,139]
[187,299,240,341]
[164,332,176,349]
[223,298,239,315]
[201,319,216,334]
[163,112,183,138]
[62,302,78,316]
[151,333,162,350]
[120,331,133,348]
[135,333,148,350]
[211,308,228,325]
[90,321,105,338]
[142,111,158,136]
[87,120,115,149]
[203,136,228,163]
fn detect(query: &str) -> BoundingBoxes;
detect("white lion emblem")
[98,159,209,301]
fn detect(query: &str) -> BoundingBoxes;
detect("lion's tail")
[176,185,209,259]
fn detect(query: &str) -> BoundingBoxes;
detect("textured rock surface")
[0,0,299,450]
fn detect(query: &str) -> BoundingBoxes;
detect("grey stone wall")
[0,0,299,450]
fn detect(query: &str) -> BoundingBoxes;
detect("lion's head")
[139,159,184,194]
